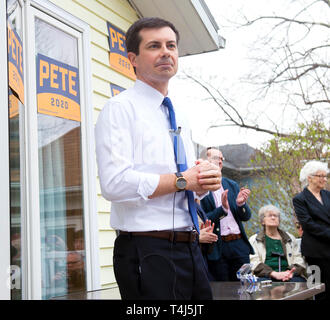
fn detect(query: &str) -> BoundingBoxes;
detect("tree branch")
[181,72,290,137]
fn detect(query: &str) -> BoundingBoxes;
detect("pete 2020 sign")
[110,83,125,97]
[107,22,136,80]
[7,22,24,104]
[36,54,81,122]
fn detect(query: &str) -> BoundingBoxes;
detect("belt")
[119,230,198,243]
[221,233,242,242]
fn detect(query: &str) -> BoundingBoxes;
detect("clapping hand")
[236,187,250,206]
[199,219,218,244]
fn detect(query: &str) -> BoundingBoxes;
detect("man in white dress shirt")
[95,17,221,299]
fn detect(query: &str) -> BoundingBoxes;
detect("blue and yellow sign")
[110,83,125,97]
[107,22,136,80]
[8,22,24,104]
[36,54,81,122]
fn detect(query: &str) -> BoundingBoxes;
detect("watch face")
[176,177,186,190]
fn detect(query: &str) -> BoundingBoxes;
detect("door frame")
[24,0,100,299]
[0,0,11,300]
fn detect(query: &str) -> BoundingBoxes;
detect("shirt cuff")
[195,191,209,201]
[137,173,160,200]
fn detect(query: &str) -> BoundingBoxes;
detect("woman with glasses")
[249,205,307,282]
[293,160,330,300]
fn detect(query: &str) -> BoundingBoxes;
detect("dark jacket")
[292,188,330,258]
[201,177,254,260]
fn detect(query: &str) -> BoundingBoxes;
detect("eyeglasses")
[312,175,328,179]
[210,156,225,162]
[264,213,279,218]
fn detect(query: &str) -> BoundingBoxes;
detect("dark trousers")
[113,233,213,300]
[305,257,330,300]
[208,238,250,281]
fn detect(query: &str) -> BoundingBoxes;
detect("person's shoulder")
[108,87,135,105]
[293,189,305,201]
[222,177,239,187]
[249,233,258,242]
[321,189,330,196]
[100,88,135,114]
[286,232,297,241]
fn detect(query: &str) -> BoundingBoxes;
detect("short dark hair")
[200,146,220,160]
[125,17,180,55]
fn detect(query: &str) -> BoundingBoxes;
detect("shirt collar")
[256,228,291,243]
[134,80,166,108]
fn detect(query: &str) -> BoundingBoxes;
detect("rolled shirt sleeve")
[95,100,160,203]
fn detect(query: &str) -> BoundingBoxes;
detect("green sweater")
[264,235,289,272]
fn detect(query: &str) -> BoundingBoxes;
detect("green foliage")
[245,119,330,237]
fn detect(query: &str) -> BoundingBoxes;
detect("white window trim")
[0,0,11,301]
[24,0,100,299]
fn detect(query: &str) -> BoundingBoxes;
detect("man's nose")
[160,44,171,56]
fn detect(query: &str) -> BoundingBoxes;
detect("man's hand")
[183,159,221,193]
[199,219,218,244]
[236,187,250,206]
[221,189,229,211]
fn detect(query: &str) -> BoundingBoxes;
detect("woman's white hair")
[258,204,281,226]
[299,160,329,188]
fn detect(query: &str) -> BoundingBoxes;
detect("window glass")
[35,17,86,299]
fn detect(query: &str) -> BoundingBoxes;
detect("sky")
[168,0,328,149]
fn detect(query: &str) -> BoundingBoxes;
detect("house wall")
[49,0,138,288]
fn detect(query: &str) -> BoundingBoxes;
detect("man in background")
[200,147,254,281]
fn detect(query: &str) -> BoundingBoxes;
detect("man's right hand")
[183,159,221,193]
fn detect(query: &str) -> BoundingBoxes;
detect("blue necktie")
[163,97,200,233]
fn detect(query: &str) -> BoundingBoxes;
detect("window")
[2,0,99,299]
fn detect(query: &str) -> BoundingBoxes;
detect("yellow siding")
[49,0,138,288]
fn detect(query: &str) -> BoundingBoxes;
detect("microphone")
[169,126,181,136]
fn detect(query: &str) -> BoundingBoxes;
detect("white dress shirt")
[95,80,197,232]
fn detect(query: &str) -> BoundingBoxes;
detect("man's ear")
[128,52,137,67]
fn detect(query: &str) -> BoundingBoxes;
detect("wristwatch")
[175,172,187,191]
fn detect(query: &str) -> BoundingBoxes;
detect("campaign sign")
[9,88,19,119]
[107,22,136,80]
[110,83,125,97]
[7,22,24,104]
[36,54,81,122]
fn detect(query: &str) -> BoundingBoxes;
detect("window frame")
[24,0,100,299]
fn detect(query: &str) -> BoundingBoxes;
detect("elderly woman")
[293,160,330,299]
[249,205,306,282]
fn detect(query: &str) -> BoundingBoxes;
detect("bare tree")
[181,0,329,137]
[241,0,329,110]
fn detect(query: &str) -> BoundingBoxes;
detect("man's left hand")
[236,187,250,206]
